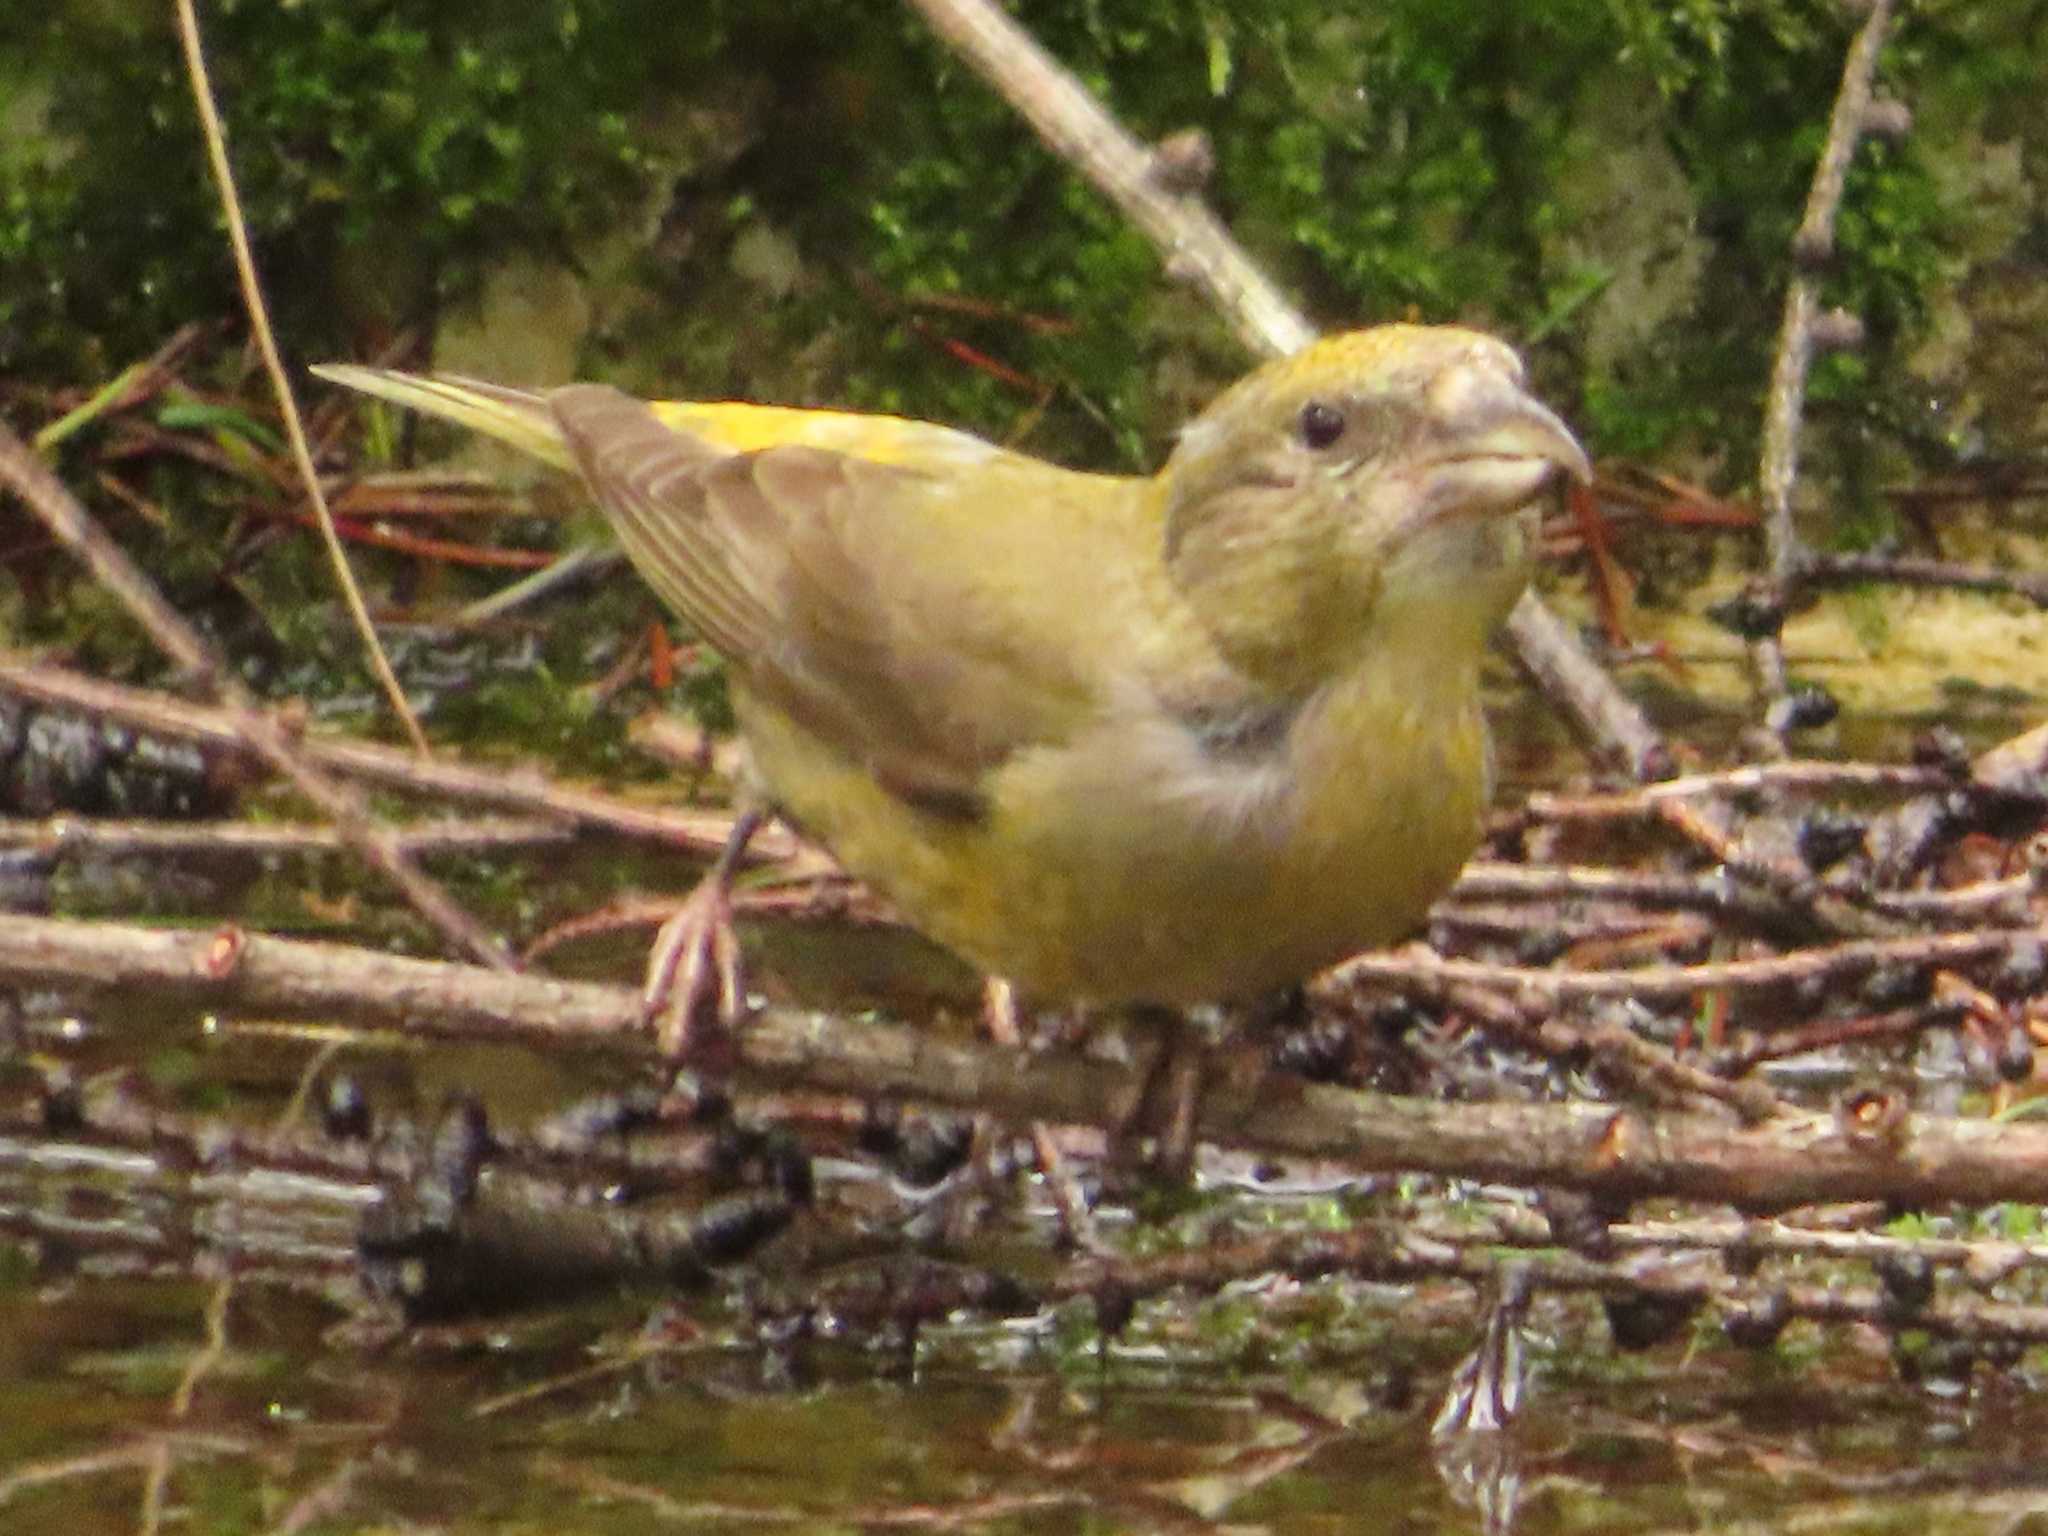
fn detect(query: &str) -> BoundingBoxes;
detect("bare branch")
[902,0,1669,780]
[8,912,2048,1209]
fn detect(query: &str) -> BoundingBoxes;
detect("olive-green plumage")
[315,326,1587,1003]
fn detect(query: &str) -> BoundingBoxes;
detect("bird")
[315,326,1587,1070]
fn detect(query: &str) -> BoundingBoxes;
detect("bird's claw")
[642,879,747,1062]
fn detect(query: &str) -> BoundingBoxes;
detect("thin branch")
[1449,860,2034,932]
[1335,928,2026,1006]
[171,0,427,754]
[1799,550,2048,607]
[0,658,800,866]
[8,912,2048,1208]
[1752,0,1899,724]
[1519,758,1955,821]
[1045,1223,2048,1348]
[31,324,208,453]
[903,0,1313,359]
[901,0,1669,781]
[1502,590,1674,781]
[0,814,574,860]
[0,436,510,968]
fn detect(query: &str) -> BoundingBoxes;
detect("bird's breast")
[741,638,1493,1005]
[997,650,1490,1000]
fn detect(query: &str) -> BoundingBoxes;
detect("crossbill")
[317,326,1587,1009]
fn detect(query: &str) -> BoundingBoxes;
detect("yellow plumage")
[315,325,1586,1004]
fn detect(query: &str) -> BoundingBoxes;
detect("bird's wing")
[309,366,577,470]
[552,385,1108,816]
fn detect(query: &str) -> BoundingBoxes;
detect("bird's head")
[1160,325,1589,688]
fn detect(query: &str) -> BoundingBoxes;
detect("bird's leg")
[982,978,1099,1250]
[643,803,766,1060]
[1113,1003,1208,1184]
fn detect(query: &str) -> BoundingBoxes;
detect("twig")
[712,1211,2048,1352]
[1453,860,2034,935]
[901,0,1669,782]
[0,1434,254,1522]
[1502,592,1673,780]
[0,658,799,865]
[1334,928,2026,1006]
[0,440,509,968]
[532,1455,1080,1531]
[278,510,555,570]
[1886,474,2048,507]
[1520,759,1953,821]
[901,0,1312,358]
[1800,550,2048,607]
[1866,717,2048,881]
[1045,1223,2048,1347]
[265,1457,363,1536]
[1449,862,1805,924]
[1751,0,1900,728]
[1712,998,1967,1077]
[0,814,574,860]
[1650,797,1901,939]
[9,912,2048,1208]
[172,0,426,754]
[1610,1212,2048,1275]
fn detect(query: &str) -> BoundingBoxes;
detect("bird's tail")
[309,365,575,472]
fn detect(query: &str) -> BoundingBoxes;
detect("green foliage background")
[0,0,2041,622]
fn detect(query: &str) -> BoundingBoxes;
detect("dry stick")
[0,431,510,968]
[1713,998,1967,1077]
[1866,716,2048,883]
[1335,928,2023,1007]
[1659,795,1909,941]
[171,0,426,756]
[1489,991,1789,1124]
[0,650,2020,936]
[1501,590,1672,781]
[1520,758,1954,820]
[1047,1224,2048,1348]
[904,0,1315,358]
[1803,550,2048,608]
[42,1081,2048,1360]
[0,814,574,861]
[1452,861,2032,932]
[1450,861,1800,922]
[0,658,800,865]
[12,911,2048,1208]
[1608,1212,2048,1275]
[1751,0,1899,725]
[0,1071,732,1197]
[902,0,1670,783]
[1888,474,2048,508]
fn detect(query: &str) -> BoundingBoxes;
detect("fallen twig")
[0,430,509,968]
[7,912,2048,1208]
[0,658,803,866]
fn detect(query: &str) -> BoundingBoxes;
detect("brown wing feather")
[549,384,1050,812]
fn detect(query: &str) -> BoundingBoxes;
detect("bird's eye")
[1297,400,1345,450]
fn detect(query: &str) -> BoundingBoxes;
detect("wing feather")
[550,385,1067,808]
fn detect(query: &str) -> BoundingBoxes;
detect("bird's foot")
[982,978,1101,1250]
[1110,1004,1209,1185]
[638,804,769,1064]
[641,874,748,1063]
